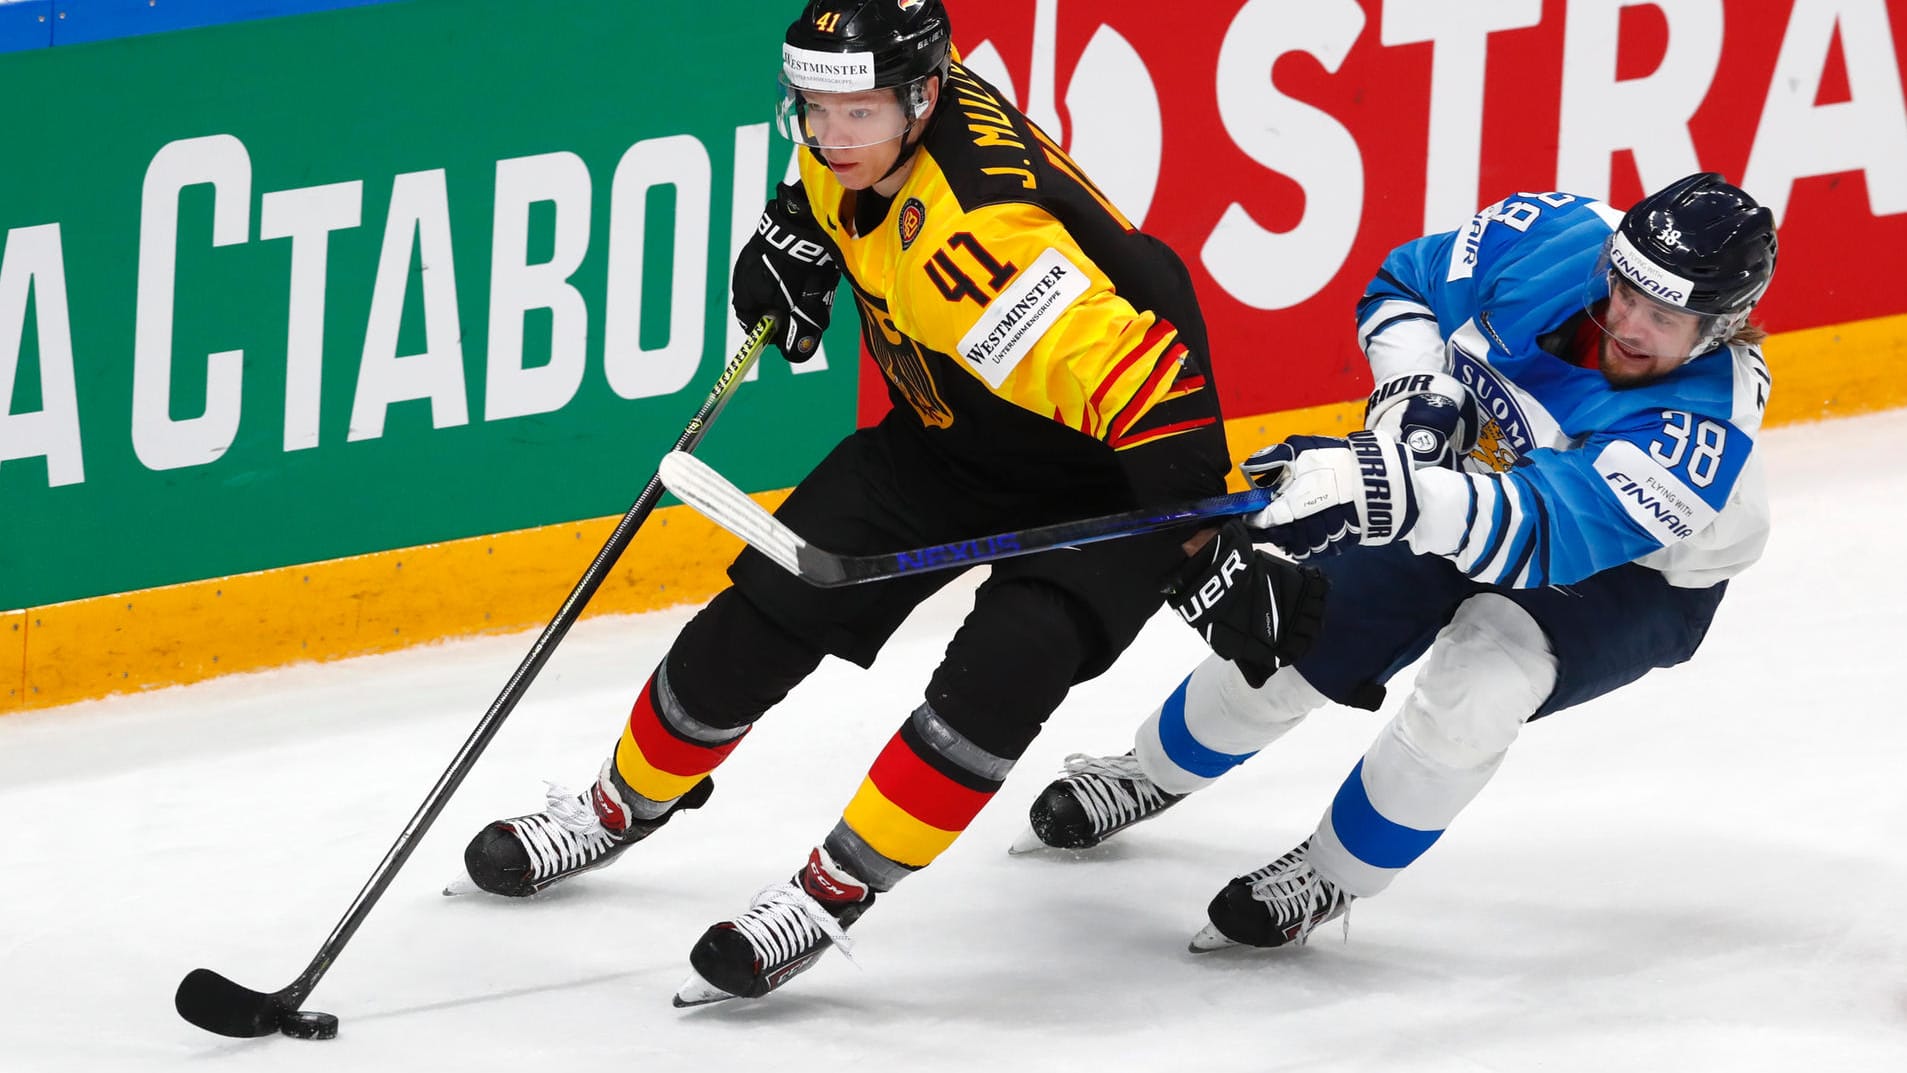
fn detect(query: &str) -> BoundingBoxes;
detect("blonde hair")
[1728,320,1768,347]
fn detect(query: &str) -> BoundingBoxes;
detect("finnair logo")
[1447,208,1489,281]
[1608,231,1692,307]
[1592,440,1718,545]
[782,44,876,92]
[1601,470,1696,540]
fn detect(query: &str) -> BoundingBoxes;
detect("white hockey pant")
[1133,649,1330,796]
[1308,594,1558,897]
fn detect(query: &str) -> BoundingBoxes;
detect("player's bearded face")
[1596,277,1705,386]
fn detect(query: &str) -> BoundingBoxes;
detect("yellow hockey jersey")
[797,61,1224,500]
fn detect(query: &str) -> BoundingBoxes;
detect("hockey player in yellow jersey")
[458,0,1326,1006]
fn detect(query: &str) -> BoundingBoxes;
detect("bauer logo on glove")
[1173,544,1252,626]
[756,215,834,267]
[733,181,842,362]
[1165,520,1329,687]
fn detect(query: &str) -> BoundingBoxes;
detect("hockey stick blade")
[174,317,779,1041]
[659,450,1274,587]
[174,968,296,1038]
[657,450,814,579]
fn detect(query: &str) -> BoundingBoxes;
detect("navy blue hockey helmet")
[1617,172,1777,318]
[1595,173,1778,357]
[778,0,952,150]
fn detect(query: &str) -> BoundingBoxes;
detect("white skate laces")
[543,781,599,831]
[731,883,858,966]
[1241,849,1351,945]
[1059,752,1173,832]
[506,782,618,883]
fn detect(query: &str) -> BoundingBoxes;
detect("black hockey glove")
[732,181,839,362]
[1363,371,1481,469]
[1165,519,1329,688]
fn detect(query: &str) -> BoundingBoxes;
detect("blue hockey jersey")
[1354,191,1771,589]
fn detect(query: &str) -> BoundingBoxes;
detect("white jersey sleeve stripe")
[1357,298,1434,349]
[1360,299,1446,382]
[1457,475,1513,577]
[1476,477,1528,584]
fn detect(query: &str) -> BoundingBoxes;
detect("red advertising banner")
[895,0,1907,422]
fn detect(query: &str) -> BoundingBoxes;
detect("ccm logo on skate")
[766,951,825,989]
[1176,549,1249,624]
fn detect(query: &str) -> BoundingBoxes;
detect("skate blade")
[1187,923,1240,953]
[1006,826,1055,855]
[671,968,739,1009]
[441,874,482,897]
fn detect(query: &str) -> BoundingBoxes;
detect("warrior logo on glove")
[1364,371,1481,470]
[1240,432,1421,560]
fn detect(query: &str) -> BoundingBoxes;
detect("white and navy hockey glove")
[1165,520,1329,687]
[1363,371,1481,470]
[732,181,839,362]
[1241,431,1420,560]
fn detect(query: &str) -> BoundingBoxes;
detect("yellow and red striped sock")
[829,704,1015,889]
[611,666,747,808]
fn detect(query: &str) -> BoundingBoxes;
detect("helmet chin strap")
[871,86,935,186]
[872,123,925,186]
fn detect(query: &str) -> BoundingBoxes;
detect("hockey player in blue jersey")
[1015,173,1779,951]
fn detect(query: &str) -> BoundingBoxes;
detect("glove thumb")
[1253,462,1351,527]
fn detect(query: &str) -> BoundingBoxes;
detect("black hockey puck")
[280,1010,339,1040]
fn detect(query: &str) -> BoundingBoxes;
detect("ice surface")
[4,411,1904,1072]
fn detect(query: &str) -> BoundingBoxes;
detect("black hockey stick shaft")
[657,449,1274,587]
[802,487,1276,585]
[175,317,777,1040]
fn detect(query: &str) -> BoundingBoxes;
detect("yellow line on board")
[4,609,23,704]
[4,494,784,714]
[1761,312,1907,425]
[4,311,1902,715]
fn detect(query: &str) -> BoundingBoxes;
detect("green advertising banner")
[0,0,861,609]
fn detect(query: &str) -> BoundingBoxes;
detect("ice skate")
[459,762,713,897]
[1010,751,1183,853]
[1188,839,1352,951]
[673,847,874,1006]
